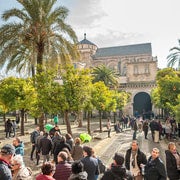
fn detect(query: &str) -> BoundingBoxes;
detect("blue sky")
[1,0,180,69]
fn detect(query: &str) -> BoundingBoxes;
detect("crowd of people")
[0,117,180,180]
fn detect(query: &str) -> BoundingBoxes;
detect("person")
[12,120,17,137]
[158,120,163,140]
[165,119,172,140]
[114,120,122,133]
[39,132,52,164]
[125,140,147,180]
[80,146,99,180]
[0,144,15,179]
[149,119,158,142]
[12,137,24,156]
[66,133,74,149]
[11,154,32,180]
[35,131,44,165]
[142,120,149,139]
[49,125,61,138]
[71,137,83,161]
[30,126,40,161]
[5,119,12,138]
[132,118,138,140]
[92,148,105,179]
[106,118,111,138]
[101,152,132,180]
[54,136,71,164]
[144,147,166,180]
[68,160,88,180]
[165,142,180,180]
[62,147,74,164]
[36,162,56,180]
[53,151,72,180]
[53,115,59,125]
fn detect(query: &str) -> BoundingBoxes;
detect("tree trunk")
[87,111,91,135]
[20,109,25,135]
[99,110,102,132]
[34,117,38,125]
[39,113,45,131]
[64,111,72,135]
[78,111,83,127]
[113,112,116,123]
[25,113,28,123]
[3,113,6,122]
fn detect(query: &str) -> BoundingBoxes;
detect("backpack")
[98,158,106,174]
[30,132,34,143]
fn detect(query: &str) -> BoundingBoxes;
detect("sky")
[1,0,180,69]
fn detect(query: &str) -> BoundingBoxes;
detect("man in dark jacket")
[165,142,180,180]
[144,148,166,180]
[30,126,40,160]
[0,144,15,180]
[125,140,147,180]
[101,152,132,180]
[39,132,52,164]
[80,146,99,180]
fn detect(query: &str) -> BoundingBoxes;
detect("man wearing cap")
[101,152,132,180]
[125,140,147,180]
[0,144,15,180]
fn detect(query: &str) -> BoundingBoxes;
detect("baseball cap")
[1,144,15,155]
[113,152,124,165]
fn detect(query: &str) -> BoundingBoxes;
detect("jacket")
[144,156,166,180]
[12,166,32,180]
[81,156,99,180]
[15,142,24,156]
[36,174,55,180]
[68,171,88,180]
[165,150,180,180]
[101,165,126,180]
[125,148,147,172]
[53,162,72,180]
[30,130,39,144]
[0,159,12,180]
[40,137,52,155]
[71,144,83,161]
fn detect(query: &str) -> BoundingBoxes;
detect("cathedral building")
[77,34,158,117]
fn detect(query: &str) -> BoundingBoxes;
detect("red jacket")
[36,174,55,180]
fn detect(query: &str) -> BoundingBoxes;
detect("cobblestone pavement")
[0,121,179,179]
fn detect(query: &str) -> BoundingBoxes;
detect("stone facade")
[77,34,158,116]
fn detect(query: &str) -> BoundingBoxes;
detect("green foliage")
[167,39,180,69]
[151,68,180,115]
[175,95,180,123]
[91,81,112,111]
[61,65,92,112]
[0,0,79,75]
[0,77,35,113]
[92,65,118,87]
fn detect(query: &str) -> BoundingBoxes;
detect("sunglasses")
[11,164,19,166]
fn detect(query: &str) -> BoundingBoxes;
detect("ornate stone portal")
[77,34,158,117]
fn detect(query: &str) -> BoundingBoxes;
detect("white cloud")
[63,0,180,68]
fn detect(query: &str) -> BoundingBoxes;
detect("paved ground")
[0,119,179,179]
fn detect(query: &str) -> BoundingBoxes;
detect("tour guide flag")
[45,124,54,132]
[80,133,92,143]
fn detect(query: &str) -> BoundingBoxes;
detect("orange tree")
[151,68,180,117]
[0,77,36,135]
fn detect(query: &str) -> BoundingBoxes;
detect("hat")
[1,144,15,155]
[113,153,124,165]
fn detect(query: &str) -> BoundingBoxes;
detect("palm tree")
[167,39,180,69]
[0,0,79,76]
[92,65,118,87]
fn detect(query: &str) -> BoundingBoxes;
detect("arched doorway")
[133,92,152,119]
